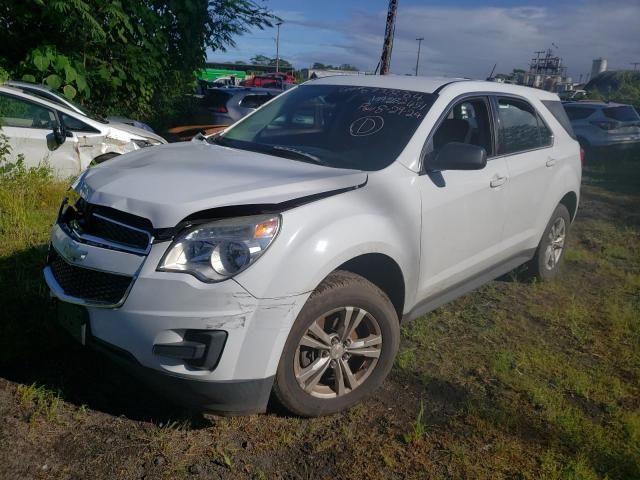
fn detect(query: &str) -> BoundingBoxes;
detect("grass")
[0,155,638,479]
[15,382,61,422]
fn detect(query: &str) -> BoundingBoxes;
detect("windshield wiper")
[270,145,326,165]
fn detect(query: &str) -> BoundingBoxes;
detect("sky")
[209,0,640,82]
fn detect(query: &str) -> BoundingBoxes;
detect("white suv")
[0,85,166,177]
[44,76,581,416]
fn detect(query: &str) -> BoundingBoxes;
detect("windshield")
[217,84,437,171]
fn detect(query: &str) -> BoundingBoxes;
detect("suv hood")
[79,142,367,228]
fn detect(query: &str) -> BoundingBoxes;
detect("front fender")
[234,165,422,312]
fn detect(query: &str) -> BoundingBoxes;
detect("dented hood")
[79,142,367,228]
[106,122,167,144]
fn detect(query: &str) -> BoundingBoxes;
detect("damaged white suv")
[45,76,581,416]
[0,85,165,177]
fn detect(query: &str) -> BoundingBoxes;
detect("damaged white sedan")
[0,85,165,177]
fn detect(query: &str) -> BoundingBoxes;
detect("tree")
[251,55,292,70]
[0,1,275,128]
[311,62,358,71]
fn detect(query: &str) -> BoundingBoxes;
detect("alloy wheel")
[293,306,382,399]
[544,217,566,270]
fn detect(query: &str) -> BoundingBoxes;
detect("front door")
[417,96,509,299]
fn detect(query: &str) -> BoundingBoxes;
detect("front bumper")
[44,223,309,413]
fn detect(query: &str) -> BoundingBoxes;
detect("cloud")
[298,1,640,80]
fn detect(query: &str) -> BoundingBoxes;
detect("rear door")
[493,95,555,255]
[417,96,510,298]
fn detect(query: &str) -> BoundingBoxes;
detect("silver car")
[563,101,640,161]
[204,87,282,125]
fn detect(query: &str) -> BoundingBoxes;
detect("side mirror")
[53,125,67,146]
[428,142,487,171]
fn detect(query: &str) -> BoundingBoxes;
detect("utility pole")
[415,37,424,76]
[379,0,398,75]
[631,62,640,71]
[275,21,283,73]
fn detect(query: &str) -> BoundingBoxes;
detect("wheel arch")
[334,253,405,320]
[559,191,578,221]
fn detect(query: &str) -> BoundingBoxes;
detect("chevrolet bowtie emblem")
[61,242,88,263]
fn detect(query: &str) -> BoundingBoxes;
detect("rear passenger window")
[239,94,272,109]
[496,97,552,155]
[564,106,594,120]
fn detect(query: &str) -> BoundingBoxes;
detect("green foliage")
[0,1,275,129]
[403,401,427,444]
[251,54,293,69]
[311,62,359,71]
[586,71,640,107]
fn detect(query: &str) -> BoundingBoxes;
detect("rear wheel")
[273,271,400,417]
[528,204,571,281]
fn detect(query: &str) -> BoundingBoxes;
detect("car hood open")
[79,142,367,228]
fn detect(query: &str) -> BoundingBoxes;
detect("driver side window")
[424,97,493,167]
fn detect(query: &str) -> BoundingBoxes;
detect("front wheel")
[273,271,400,417]
[528,204,571,281]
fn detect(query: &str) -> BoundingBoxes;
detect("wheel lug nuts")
[342,353,350,361]
[331,337,339,345]
[321,351,329,357]
[344,339,351,346]
[330,359,337,368]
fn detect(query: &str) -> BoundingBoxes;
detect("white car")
[0,85,166,177]
[4,80,157,133]
[44,76,581,416]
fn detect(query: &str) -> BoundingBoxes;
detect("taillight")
[580,148,585,167]
[590,120,619,130]
[211,105,228,113]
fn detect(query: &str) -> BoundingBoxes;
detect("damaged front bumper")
[44,225,309,414]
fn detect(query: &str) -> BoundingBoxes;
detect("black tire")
[273,270,400,417]
[528,204,571,281]
[90,152,120,166]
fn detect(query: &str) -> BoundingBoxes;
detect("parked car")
[203,87,282,125]
[165,124,227,142]
[45,76,581,416]
[241,72,296,88]
[0,85,166,177]
[5,80,157,133]
[563,101,640,161]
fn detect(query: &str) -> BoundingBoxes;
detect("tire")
[273,270,400,417]
[90,152,120,166]
[528,204,571,281]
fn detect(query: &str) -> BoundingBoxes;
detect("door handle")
[490,175,507,188]
[546,158,557,167]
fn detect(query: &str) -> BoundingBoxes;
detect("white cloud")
[298,1,640,80]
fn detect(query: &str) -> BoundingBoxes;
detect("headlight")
[132,139,156,149]
[157,214,280,282]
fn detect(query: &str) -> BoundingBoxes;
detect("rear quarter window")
[604,106,640,122]
[542,100,577,140]
[239,94,272,109]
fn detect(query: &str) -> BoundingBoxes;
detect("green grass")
[15,382,61,422]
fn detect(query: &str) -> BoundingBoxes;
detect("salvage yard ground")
[0,157,638,479]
